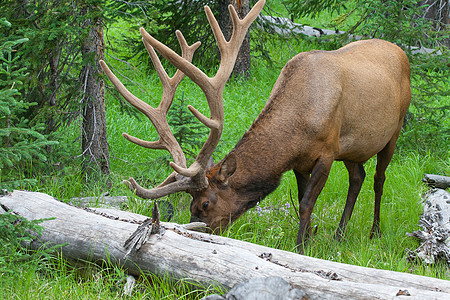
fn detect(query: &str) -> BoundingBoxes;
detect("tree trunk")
[2,190,450,299]
[420,0,449,47]
[44,42,62,142]
[218,0,251,79]
[80,6,110,175]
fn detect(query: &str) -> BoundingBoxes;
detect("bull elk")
[100,0,411,253]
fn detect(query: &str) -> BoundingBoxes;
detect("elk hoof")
[296,245,305,255]
[369,225,381,239]
[312,224,319,235]
[333,228,345,242]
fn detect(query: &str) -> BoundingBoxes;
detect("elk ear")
[216,152,237,185]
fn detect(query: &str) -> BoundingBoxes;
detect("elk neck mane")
[221,102,286,213]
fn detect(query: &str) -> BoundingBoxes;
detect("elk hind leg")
[296,157,333,254]
[334,161,366,241]
[371,128,401,238]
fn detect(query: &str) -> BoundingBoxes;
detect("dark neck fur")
[230,171,282,221]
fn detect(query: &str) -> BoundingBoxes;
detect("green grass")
[4,152,448,299]
[0,250,225,299]
[223,153,449,276]
[4,67,448,298]
[2,2,450,299]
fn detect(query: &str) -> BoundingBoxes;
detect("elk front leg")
[296,156,333,254]
[294,170,309,203]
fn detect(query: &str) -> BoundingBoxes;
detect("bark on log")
[68,195,174,221]
[408,188,450,264]
[1,190,450,299]
[423,174,450,189]
[69,195,128,208]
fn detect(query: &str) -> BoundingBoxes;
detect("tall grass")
[222,153,448,277]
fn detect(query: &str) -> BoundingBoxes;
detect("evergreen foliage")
[286,0,347,19]
[0,0,118,176]
[168,91,208,159]
[0,0,100,133]
[0,210,47,275]
[0,18,57,191]
[118,0,219,68]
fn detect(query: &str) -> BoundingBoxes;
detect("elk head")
[188,152,239,231]
[100,0,266,232]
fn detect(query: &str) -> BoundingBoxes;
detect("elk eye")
[202,201,210,211]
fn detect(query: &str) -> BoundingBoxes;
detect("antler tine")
[125,176,197,200]
[142,40,170,89]
[100,28,204,198]
[205,0,265,83]
[143,31,201,115]
[173,30,201,85]
[140,28,211,92]
[99,60,186,168]
[99,61,158,136]
[140,0,265,179]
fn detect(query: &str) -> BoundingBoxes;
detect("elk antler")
[140,0,265,175]
[100,32,200,197]
[101,0,265,199]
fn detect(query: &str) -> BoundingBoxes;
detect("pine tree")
[0,18,57,191]
[168,92,208,160]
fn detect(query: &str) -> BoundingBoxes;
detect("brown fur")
[189,39,411,253]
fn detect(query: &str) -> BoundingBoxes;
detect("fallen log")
[408,188,450,264]
[1,190,449,299]
[260,15,443,55]
[423,174,450,189]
